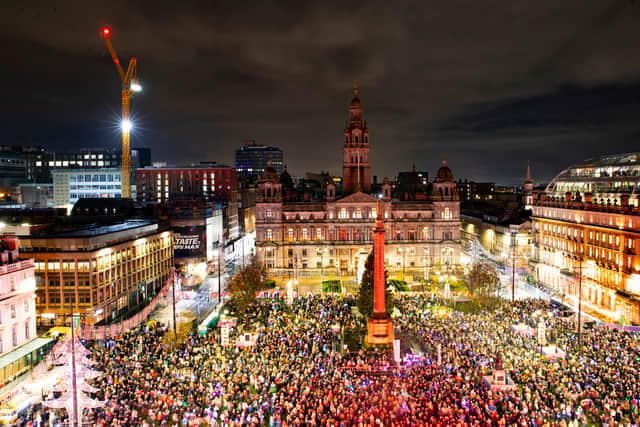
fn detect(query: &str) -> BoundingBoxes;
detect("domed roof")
[434,158,455,183]
[260,159,279,183]
[279,165,293,187]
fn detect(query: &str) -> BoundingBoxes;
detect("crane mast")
[102,27,139,199]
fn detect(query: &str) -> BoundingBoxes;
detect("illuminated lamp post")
[398,247,406,281]
[213,245,222,305]
[511,230,517,302]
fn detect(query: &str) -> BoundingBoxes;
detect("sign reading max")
[174,226,206,258]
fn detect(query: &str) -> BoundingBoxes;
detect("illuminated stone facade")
[256,86,462,279]
[19,220,173,326]
[532,153,640,324]
[0,238,36,354]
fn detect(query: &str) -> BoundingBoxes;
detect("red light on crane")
[102,27,111,37]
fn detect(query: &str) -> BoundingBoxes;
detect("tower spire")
[354,80,358,96]
[526,161,532,183]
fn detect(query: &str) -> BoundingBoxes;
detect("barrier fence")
[79,278,173,341]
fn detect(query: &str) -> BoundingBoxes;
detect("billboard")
[174,225,206,259]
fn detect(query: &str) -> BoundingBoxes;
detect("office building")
[235,141,284,184]
[53,168,122,210]
[532,152,640,324]
[18,220,173,326]
[165,199,223,285]
[136,165,237,204]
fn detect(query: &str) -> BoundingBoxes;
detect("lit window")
[302,229,309,240]
[266,209,273,218]
[442,208,451,220]
[339,208,348,219]
[266,229,273,240]
[288,228,294,240]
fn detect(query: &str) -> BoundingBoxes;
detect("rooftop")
[139,164,233,170]
[571,152,640,168]
[30,219,156,238]
[546,152,640,199]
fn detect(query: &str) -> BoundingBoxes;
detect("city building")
[17,183,54,208]
[235,141,284,185]
[130,148,152,171]
[342,82,371,194]
[0,236,52,387]
[136,164,237,204]
[456,180,496,202]
[137,164,239,241]
[31,148,120,182]
[18,220,173,326]
[255,85,462,280]
[532,152,640,324]
[28,147,150,184]
[461,215,532,268]
[53,168,122,211]
[0,147,29,194]
[395,167,429,200]
[164,200,223,286]
[239,187,256,235]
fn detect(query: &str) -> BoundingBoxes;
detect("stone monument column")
[366,200,394,347]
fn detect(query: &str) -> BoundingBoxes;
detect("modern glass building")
[235,141,284,184]
[544,152,640,206]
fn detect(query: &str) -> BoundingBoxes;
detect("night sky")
[2,0,640,185]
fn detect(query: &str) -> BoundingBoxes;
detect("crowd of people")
[36,294,640,426]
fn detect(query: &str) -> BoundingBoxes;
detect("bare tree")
[465,261,501,307]
[228,261,267,315]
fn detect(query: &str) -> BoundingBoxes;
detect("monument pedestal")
[365,313,394,348]
[483,369,516,391]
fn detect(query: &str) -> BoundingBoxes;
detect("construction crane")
[102,26,141,199]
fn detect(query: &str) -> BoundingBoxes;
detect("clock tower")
[342,81,371,194]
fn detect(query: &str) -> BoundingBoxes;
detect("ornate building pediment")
[336,191,379,204]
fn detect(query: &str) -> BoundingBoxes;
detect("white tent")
[511,323,535,336]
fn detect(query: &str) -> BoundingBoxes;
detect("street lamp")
[511,230,517,302]
[318,248,328,284]
[423,248,431,293]
[576,257,596,350]
[213,245,222,305]
[398,247,406,281]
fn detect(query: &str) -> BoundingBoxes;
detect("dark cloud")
[1,0,640,184]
